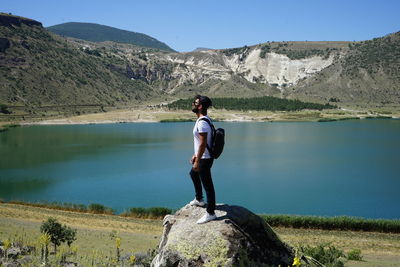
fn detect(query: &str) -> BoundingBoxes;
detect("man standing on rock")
[189,95,217,224]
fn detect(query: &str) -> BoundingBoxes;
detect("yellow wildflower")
[71,245,78,254]
[129,255,136,264]
[292,256,301,267]
[115,237,121,249]
[3,239,11,250]
[39,233,51,246]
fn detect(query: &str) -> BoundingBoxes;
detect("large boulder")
[151,204,295,267]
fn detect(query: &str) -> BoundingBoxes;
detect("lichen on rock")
[169,231,229,267]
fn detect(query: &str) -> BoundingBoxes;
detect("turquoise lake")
[0,119,399,219]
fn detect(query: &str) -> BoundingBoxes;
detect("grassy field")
[0,203,162,265]
[1,203,399,266]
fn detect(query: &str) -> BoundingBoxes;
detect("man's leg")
[190,168,203,201]
[199,159,215,214]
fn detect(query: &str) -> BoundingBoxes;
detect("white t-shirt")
[193,115,213,159]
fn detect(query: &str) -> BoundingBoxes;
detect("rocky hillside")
[289,32,400,106]
[100,41,348,99]
[0,13,161,117]
[121,37,399,106]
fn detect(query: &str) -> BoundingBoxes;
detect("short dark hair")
[195,95,212,109]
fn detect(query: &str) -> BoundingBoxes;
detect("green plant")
[221,46,248,57]
[115,236,121,262]
[299,244,345,267]
[124,206,173,219]
[3,239,12,260]
[88,203,114,214]
[40,217,77,253]
[347,249,363,261]
[39,232,51,265]
[275,48,328,60]
[259,44,271,58]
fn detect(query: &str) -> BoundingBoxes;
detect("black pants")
[190,158,215,214]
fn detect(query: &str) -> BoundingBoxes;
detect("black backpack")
[199,117,225,159]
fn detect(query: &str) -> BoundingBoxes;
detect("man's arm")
[193,132,207,171]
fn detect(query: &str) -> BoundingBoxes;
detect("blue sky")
[2,0,399,52]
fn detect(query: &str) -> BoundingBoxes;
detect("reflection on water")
[0,124,170,169]
[0,120,399,219]
[0,178,54,198]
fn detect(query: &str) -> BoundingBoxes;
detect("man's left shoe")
[196,212,217,224]
[189,198,206,207]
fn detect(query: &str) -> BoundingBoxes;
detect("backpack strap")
[198,117,215,157]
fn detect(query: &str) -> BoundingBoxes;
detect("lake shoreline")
[2,200,399,232]
[5,106,399,127]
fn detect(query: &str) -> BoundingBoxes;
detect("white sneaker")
[189,198,206,207]
[196,212,217,224]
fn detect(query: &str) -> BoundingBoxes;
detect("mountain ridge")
[0,12,42,27]
[47,22,175,52]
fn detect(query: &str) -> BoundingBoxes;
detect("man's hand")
[192,160,200,172]
[190,155,196,164]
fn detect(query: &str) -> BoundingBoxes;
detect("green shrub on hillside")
[275,48,328,60]
[81,48,102,57]
[259,44,271,58]
[222,46,248,57]
[344,32,400,76]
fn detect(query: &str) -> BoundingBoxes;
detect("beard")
[192,107,199,113]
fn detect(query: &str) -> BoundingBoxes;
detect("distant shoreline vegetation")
[2,200,399,233]
[261,214,400,233]
[166,96,337,111]
[3,200,172,219]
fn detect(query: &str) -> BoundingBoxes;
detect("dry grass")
[0,203,162,234]
[0,203,162,257]
[276,228,400,266]
[276,227,400,255]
